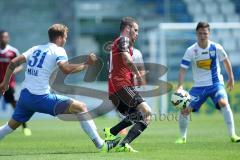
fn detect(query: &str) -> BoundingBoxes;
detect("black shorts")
[3,87,16,103]
[109,86,144,116]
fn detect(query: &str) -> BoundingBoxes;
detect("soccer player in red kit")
[0,30,32,136]
[105,17,152,152]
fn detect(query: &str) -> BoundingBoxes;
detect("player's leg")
[105,96,133,139]
[211,85,240,142]
[176,87,207,144]
[0,90,35,140]
[40,93,120,152]
[116,112,128,135]
[64,99,107,149]
[10,101,32,136]
[4,87,32,136]
[175,108,191,144]
[218,98,239,141]
[118,101,152,147]
[0,118,21,140]
[110,87,151,152]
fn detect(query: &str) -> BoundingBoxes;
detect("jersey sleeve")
[14,48,20,57]
[22,46,36,60]
[133,49,144,64]
[8,45,20,57]
[217,44,228,61]
[180,49,192,69]
[118,36,130,53]
[55,47,68,64]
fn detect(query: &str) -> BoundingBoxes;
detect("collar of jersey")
[48,42,58,47]
[197,40,211,50]
[0,44,10,54]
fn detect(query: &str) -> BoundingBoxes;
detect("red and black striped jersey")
[0,44,19,88]
[108,36,134,96]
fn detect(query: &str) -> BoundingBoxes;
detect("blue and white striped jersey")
[181,40,227,87]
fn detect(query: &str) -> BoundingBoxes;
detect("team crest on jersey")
[209,50,216,57]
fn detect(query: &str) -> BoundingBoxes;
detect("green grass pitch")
[0,113,240,160]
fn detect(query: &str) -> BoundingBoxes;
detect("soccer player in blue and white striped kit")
[0,24,120,151]
[175,22,240,143]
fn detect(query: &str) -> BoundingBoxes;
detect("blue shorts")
[12,89,72,123]
[189,83,228,112]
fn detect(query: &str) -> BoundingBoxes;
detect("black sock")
[110,118,133,136]
[120,121,147,146]
[22,123,27,128]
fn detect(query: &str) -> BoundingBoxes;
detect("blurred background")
[1,0,240,119]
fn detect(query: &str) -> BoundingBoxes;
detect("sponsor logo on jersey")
[201,51,208,55]
[196,59,212,70]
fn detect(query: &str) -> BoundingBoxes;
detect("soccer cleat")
[175,137,187,144]
[100,137,121,152]
[115,143,138,153]
[23,128,32,136]
[103,127,119,141]
[231,135,240,143]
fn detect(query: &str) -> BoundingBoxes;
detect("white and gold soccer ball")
[171,89,191,110]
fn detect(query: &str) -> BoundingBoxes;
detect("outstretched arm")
[58,61,88,74]
[58,53,96,74]
[223,58,234,91]
[0,55,26,94]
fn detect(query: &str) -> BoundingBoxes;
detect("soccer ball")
[171,89,191,110]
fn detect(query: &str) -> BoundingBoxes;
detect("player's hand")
[227,78,234,91]
[0,82,9,95]
[86,53,97,65]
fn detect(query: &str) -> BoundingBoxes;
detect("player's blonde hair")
[48,24,68,42]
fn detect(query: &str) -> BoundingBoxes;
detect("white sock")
[178,113,190,139]
[0,123,13,140]
[220,104,236,137]
[80,120,104,149]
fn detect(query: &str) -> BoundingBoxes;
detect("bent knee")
[70,100,88,113]
[218,99,228,107]
[181,107,192,115]
[145,114,152,124]
[138,102,152,114]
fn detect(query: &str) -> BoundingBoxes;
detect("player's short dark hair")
[120,17,138,32]
[0,30,7,36]
[48,24,68,42]
[196,22,210,31]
